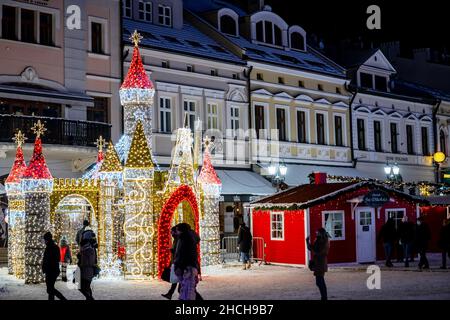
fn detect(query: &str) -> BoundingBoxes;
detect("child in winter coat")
[59,236,72,282]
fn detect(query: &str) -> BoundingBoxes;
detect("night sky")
[265,0,450,50]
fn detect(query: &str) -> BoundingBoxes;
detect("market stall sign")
[363,190,389,208]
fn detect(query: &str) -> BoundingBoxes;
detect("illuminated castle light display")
[6,31,222,283]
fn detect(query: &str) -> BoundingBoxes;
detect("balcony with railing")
[0,114,111,147]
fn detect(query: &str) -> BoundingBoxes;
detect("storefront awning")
[216,169,276,198]
[0,84,94,106]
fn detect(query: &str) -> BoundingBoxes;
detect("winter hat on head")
[43,232,53,242]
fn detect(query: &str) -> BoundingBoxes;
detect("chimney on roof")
[314,172,327,185]
[308,172,327,184]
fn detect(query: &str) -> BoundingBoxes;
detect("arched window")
[440,130,447,155]
[256,21,264,42]
[220,14,237,35]
[251,11,288,47]
[291,32,305,51]
[274,25,282,46]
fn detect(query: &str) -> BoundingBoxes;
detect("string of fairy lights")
[327,174,447,196]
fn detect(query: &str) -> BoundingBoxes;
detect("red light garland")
[6,146,27,184]
[121,46,154,90]
[198,148,221,185]
[23,138,52,179]
[157,184,200,278]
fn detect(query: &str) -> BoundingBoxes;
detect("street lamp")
[433,151,446,183]
[384,162,401,182]
[267,161,288,192]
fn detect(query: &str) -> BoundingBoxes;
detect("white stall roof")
[216,170,276,196]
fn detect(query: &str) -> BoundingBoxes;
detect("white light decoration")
[197,137,222,267]
[123,121,155,279]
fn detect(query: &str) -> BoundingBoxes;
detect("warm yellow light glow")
[433,151,446,163]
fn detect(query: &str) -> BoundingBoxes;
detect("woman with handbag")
[162,227,180,300]
[306,228,330,301]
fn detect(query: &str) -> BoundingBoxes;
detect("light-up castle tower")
[6,31,222,283]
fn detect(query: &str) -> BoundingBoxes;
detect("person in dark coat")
[438,219,450,269]
[378,218,396,267]
[415,216,431,270]
[162,226,180,300]
[398,216,415,267]
[237,222,253,270]
[42,232,66,300]
[174,223,200,300]
[78,238,96,300]
[306,228,330,301]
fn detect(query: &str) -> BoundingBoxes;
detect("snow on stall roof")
[216,170,276,195]
[122,19,244,64]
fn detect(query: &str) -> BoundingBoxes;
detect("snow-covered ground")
[1,258,449,300]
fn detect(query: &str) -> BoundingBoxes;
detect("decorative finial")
[95,135,106,152]
[130,30,143,47]
[12,130,27,147]
[31,120,46,138]
[204,136,211,148]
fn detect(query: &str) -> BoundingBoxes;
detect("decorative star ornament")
[130,30,143,47]
[203,136,211,148]
[12,130,27,147]
[31,120,46,138]
[95,135,106,152]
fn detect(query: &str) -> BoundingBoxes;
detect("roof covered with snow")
[252,182,427,208]
[122,19,244,64]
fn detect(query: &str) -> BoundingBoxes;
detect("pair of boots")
[243,262,252,270]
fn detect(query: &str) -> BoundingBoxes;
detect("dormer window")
[220,15,237,36]
[290,32,305,50]
[158,5,172,27]
[251,11,288,47]
[255,20,282,46]
[218,8,239,36]
[289,26,307,51]
[375,75,387,91]
[360,72,373,89]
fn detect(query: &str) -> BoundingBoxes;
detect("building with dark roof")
[339,48,440,183]
[184,0,357,188]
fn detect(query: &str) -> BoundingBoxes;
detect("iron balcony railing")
[0,114,111,147]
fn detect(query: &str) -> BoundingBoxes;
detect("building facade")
[344,50,437,182]
[186,2,355,188]
[0,0,121,179]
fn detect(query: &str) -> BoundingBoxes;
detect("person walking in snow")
[174,223,200,300]
[42,232,66,300]
[237,222,253,270]
[415,216,431,270]
[162,226,180,300]
[78,238,96,300]
[59,236,72,282]
[378,218,396,267]
[306,228,330,301]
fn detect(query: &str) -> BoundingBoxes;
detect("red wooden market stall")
[419,196,450,253]
[250,179,429,265]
